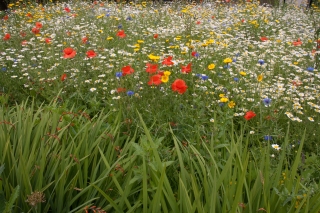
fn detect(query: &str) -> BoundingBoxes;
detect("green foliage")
[0,165,20,213]
[1,101,320,212]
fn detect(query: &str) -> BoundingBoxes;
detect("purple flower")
[263,98,271,106]
[258,59,265,65]
[264,135,272,141]
[127,91,134,96]
[116,72,122,78]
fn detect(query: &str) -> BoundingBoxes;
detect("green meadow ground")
[0,0,320,212]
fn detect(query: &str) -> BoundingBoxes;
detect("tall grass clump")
[0,99,320,212]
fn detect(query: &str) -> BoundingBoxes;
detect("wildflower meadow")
[0,0,320,212]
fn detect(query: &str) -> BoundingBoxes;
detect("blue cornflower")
[263,98,272,106]
[106,13,110,17]
[201,75,208,81]
[232,58,237,62]
[116,72,122,78]
[264,135,273,141]
[307,67,314,72]
[127,91,134,96]
[118,24,122,29]
[219,103,225,107]
[1,67,7,72]
[126,16,132,21]
[234,77,239,82]
[258,59,265,65]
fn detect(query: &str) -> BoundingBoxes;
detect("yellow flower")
[206,39,214,44]
[208,64,215,70]
[107,37,114,40]
[228,101,236,108]
[148,54,160,61]
[137,40,144,43]
[163,71,171,76]
[257,74,263,82]
[223,58,232,63]
[240,71,247,76]
[220,97,229,103]
[96,14,105,19]
[219,94,225,98]
[161,75,169,83]
[293,61,299,65]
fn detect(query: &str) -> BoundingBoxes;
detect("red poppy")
[181,63,192,73]
[121,65,134,76]
[225,0,230,2]
[244,111,256,120]
[292,38,302,46]
[61,73,67,81]
[86,50,97,58]
[196,21,201,25]
[3,15,8,21]
[45,38,52,44]
[260,37,268,42]
[64,7,71,12]
[26,13,33,18]
[172,79,188,94]
[82,37,88,44]
[35,22,43,29]
[21,40,28,45]
[148,74,162,86]
[153,34,158,39]
[3,33,10,40]
[20,31,26,37]
[117,88,126,93]
[32,27,40,34]
[146,63,158,73]
[116,30,126,38]
[63,47,76,59]
[162,56,174,66]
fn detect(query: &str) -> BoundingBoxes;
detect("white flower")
[90,88,97,92]
[210,118,214,123]
[271,144,281,151]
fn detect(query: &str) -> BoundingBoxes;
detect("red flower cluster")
[146,63,158,73]
[122,65,134,76]
[260,37,268,42]
[244,111,256,120]
[181,63,192,73]
[292,38,302,46]
[31,22,43,35]
[162,56,174,66]
[148,74,162,86]
[171,79,187,94]
[61,73,67,81]
[116,30,126,38]
[3,33,10,41]
[82,37,88,44]
[86,50,97,58]
[63,47,77,59]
